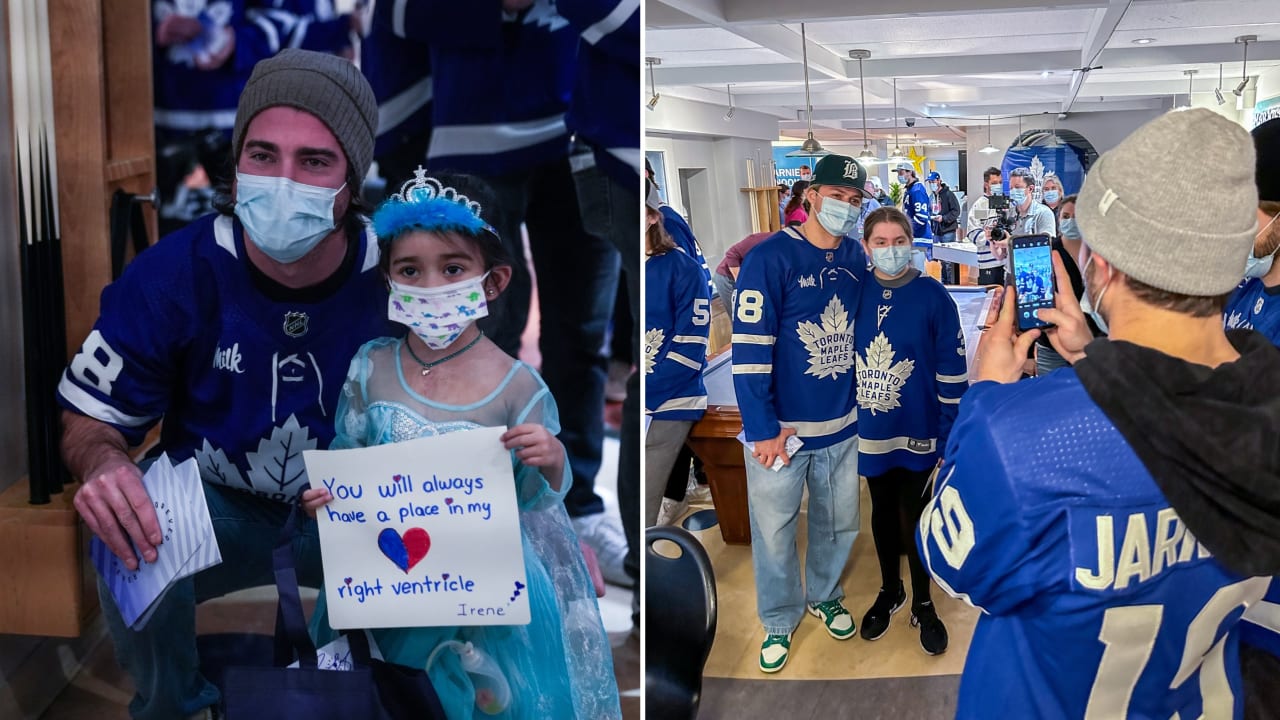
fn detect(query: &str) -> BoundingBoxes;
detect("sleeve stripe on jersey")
[1244,600,1280,633]
[673,335,709,346]
[667,352,701,371]
[781,407,857,438]
[732,333,775,345]
[936,372,968,383]
[582,0,639,45]
[654,395,708,414]
[938,396,961,405]
[860,436,936,455]
[57,374,155,428]
[214,214,237,257]
[247,11,282,53]
[732,363,773,375]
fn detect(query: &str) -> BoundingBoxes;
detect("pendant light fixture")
[645,57,661,110]
[887,77,909,164]
[786,23,829,158]
[978,115,999,154]
[723,83,736,121]
[1215,63,1226,105]
[849,49,877,166]
[1234,35,1255,96]
[1010,113,1029,151]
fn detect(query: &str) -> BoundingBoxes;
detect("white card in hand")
[736,431,804,471]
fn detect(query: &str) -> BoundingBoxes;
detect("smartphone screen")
[1010,234,1054,331]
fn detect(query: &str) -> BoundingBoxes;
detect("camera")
[905,118,916,127]
[986,194,1016,242]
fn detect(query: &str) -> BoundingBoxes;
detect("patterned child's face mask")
[388,272,490,349]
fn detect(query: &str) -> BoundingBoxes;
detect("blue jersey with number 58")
[921,371,1268,719]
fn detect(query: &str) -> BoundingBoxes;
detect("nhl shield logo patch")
[283,311,310,338]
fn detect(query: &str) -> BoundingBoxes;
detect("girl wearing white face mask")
[852,207,966,656]
[300,169,622,720]
[1222,204,1280,344]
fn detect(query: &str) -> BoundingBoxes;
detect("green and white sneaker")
[759,633,792,673]
[807,598,856,640]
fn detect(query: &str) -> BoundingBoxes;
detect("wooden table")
[686,350,753,545]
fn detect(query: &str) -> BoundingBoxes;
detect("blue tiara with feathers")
[372,167,498,243]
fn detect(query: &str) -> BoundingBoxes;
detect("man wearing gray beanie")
[58,49,390,720]
[917,108,1280,719]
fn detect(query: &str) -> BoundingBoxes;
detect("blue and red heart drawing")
[378,527,432,573]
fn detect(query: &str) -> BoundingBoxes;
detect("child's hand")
[502,424,566,488]
[300,487,333,518]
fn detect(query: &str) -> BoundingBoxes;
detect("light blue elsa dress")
[310,337,621,720]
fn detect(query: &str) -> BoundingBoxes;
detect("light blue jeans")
[97,478,323,720]
[744,434,860,636]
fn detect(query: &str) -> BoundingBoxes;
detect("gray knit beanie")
[232,49,378,182]
[1076,107,1258,296]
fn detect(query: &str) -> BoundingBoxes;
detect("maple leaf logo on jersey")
[856,332,915,414]
[644,328,664,375]
[797,296,855,379]
[244,414,317,494]
[195,439,248,489]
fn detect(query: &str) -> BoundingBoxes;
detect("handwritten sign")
[304,426,529,629]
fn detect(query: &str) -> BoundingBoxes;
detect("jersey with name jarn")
[921,370,1268,719]
[731,226,866,450]
[56,213,392,502]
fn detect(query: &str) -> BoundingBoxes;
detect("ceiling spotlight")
[1183,69,1197,107]
[723,83,736,121]
[849,49,878,164]
[1132,37,1155,45]
[1215,63,1226,105]
[645,57,661,111]
[939,103,948,108]
[1041,70,1053,78]
[1234,35,1256,96]
[786,23,829,158]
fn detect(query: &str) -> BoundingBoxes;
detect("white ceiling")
[646,0,1280,144]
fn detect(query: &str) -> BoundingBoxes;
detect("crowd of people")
[644,109,1280,719]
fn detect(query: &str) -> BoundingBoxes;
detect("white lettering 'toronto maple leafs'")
[194,439,248,489]
[244,414,317,494]
[797,295,855,380]
[856,332,916,415]
[644,328,665,375]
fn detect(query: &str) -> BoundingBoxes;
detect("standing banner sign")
[304,427,530,630]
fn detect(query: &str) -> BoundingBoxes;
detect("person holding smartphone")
[854,206,966,655]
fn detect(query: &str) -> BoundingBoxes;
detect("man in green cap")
[732,154,871,672]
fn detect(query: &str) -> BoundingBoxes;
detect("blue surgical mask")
[1060,217,1081,240]
[1245,253,1274,279]
[870,245,912,276]
[235,172,345,264]
[1081,255,1110,335]
[816,194,860,237]
[991,186,1004,196]
[1044,190,1060,204]
[1008,188,1028,206]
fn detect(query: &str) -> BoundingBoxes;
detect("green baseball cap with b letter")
[810,154,871,196]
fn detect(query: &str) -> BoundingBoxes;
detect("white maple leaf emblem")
[643,328,664,375]
[856,332,916,415]
[244,414,317,494]
[797,296,855,380]
[194,439,248,489]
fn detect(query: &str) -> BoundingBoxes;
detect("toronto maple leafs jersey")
[560,0,640,187]
[659,205,715,300]
[56,213,392,503]
[921,372,1267,719]
[425,0,578,176]
[1224,278,1280,345]
[903,180,934,243]
[644,249,709,421]
[361,0,432,160]
[732,226,866,450]
[855,271,966,477]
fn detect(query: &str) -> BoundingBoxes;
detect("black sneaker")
[911,601,949,655]
[860,581,907,641]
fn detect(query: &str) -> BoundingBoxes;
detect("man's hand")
[973,286,1041,384]
[73,458,159,571]
[752,427,797,468]
[155,14,203,47]
[1035,252,1093,363]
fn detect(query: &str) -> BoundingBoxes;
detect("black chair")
[646,525,718,720]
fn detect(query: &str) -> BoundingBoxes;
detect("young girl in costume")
[301,170,621,720]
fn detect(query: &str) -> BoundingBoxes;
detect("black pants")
[866,466,935,605]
